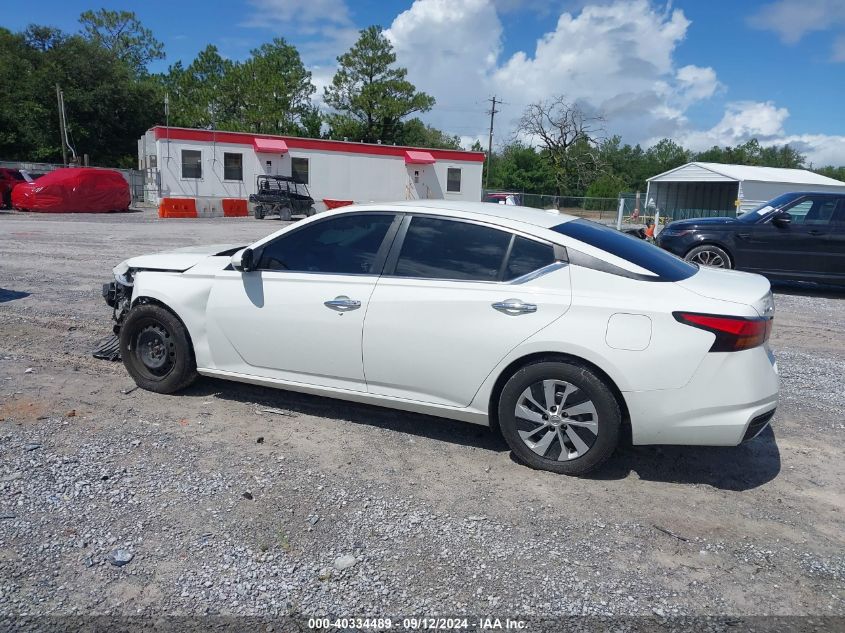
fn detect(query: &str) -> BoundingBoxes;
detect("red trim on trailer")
[151,127,485,163]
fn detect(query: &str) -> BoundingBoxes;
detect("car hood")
[678,265,774,317]
[113,244,243,276]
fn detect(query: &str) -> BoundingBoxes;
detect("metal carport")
[646,162,845,219]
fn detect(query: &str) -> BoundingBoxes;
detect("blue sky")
[4,0,845,164]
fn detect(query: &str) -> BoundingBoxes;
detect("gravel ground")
[0,209,843,628]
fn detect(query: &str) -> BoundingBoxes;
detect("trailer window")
[447,168,461,193]
[181,150,202,179]
[292,157,309,184]
[223,153,243,181]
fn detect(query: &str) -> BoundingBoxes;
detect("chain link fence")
[483,191,619,220]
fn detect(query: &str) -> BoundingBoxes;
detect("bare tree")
[516,96,605,195]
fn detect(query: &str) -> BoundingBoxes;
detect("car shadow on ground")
[0,288,31,303]
[772,281,845,299]
[183,377,509,453]
[184,378,780,490]
[588,426,781,491]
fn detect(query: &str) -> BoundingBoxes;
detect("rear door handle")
[324,295,361,311]
[808,230,825,236]
[492,299,537,315]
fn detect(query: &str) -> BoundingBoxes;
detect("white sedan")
[103,201,779,475]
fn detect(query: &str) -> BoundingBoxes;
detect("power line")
[485,96,500,189]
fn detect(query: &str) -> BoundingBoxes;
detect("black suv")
[657,192,845,286]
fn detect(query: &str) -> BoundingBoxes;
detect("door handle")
[737,232,751,240]
[324,295,361,311]
[492,299,537,315]
[808,230,824,236]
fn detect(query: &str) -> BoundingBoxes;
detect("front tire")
[119,304,197,394]
[497,361,620,475]
[685,244,732,269]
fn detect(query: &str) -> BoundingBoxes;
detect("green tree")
[79,9,164,74]
[162,45,233,129]
[396,118,461,149]
[324,25,435,144]
[0,27,161,166]
[815,165,845,181]
[227,38,316,135]
[486,142,556,194]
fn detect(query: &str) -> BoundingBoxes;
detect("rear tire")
[119,304,197,394]
[497,361,620,475]
[685,244,732,269]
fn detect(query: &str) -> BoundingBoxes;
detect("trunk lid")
[677,266,774,317]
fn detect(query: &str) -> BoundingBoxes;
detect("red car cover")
[12,168,130,213]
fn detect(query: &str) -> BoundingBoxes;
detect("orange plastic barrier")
[159,198,198,218]
[222,198,248,217]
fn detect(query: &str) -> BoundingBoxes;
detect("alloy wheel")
[687,248,728,268]
[514,379,599,461]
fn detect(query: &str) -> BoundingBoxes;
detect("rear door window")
[393,216,511,281]
[504,236,555,281]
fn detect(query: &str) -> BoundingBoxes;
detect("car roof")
[353,199,578,230]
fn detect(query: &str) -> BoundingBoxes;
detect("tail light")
[673,312,772,352]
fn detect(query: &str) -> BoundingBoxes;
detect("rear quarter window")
[552,219,697,282]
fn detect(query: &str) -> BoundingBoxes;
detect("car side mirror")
[231,248,255,272]
[772,211,791,228]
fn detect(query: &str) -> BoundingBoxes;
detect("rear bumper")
[624,345,779,446]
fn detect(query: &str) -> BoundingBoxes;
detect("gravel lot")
[0,209,843,627]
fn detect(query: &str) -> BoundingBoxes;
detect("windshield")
[738,193,804,223]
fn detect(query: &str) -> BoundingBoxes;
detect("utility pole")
[484,96,500,190]
[56,84,68,167]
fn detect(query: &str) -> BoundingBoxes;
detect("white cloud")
[240,0,845,165]
[672,101,845,166]
[749,0,845,61]
[674,101,789,148]
[243,0,352,27]
[833,35,845,62]
[748,0,845,43]
[241,0,358,66]
[382,0,845,164]
[386,0,707,144]
[675,65,722,105]
[385,0,502,137]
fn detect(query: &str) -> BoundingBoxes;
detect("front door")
[205,212,399,390]
[363,216,572,407]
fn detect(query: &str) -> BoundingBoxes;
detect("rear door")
[362,215,572,407]
[734,195,838,278]
[825,199,845,283]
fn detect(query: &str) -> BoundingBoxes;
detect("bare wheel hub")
[136,325,174,373]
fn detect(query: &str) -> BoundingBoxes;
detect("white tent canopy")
[646,162,845,217]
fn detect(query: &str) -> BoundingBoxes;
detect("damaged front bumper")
[102,280,132,334]
[95,270,133,361]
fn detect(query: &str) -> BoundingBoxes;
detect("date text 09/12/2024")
[307,617,527,630]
